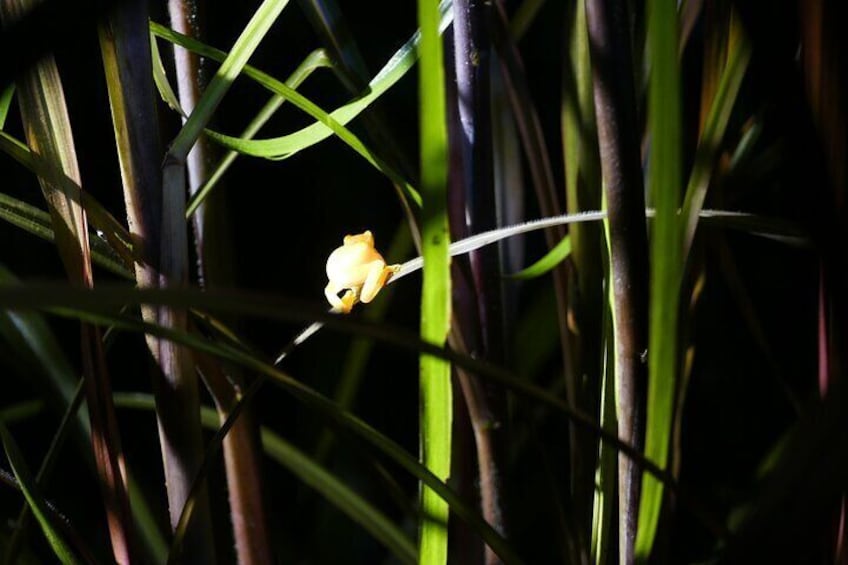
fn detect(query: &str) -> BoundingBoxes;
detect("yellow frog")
[324,231,400,313]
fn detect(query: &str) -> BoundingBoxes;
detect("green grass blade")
[149,31,184,116]
[635,0,683,559]
[0,265,80,407]
[0,400,43,424]
[0,131,137,269]
[416,0,451,561]
[0,192,133,278]
[507,235,571,279]
[681,20,751,255]
[0,423,80,564]
[591,301,617,564]
[0,83,14,128]
[563,1,604,551]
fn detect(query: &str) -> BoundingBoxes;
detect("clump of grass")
[0,1,844,563]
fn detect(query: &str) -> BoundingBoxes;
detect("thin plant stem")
[585,0,650,561]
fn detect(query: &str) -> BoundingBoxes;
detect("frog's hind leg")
[325,282,357,313]
[339,289,359,313]
[360,263,397,305]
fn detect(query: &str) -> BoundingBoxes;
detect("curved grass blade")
[114,392,418,565]
[258,415,418,564]
[33,300,521,564]
[0,423,80,564]
[149,33,183,116]
[185,49,333,217]
[149,0,453,164]
[507,235,571,279]
[150,22,420,207]
[0,400,43,424]
[163,0,293,161]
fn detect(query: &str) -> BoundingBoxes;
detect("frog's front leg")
[359,261,400,305]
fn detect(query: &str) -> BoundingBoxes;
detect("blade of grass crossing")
[113,392,418,565]
[149,0,454,162]
[165,0,291,161]
[0,131,138,271]
[186,49,332,217]
[0,192,132,277]
[0,265,166,563]
[149,21,421,207]
[417,0,451,562]
[681,15,751,255]
[635,0,683,559]
[0,423,80,563]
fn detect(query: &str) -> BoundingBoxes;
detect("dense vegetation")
[0,0,846,563]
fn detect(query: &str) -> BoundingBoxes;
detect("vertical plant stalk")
[635,0,682,559]
[417,0,452,562]
[159,0,289,559]
[450,0,507,561]
[562,0,603,549]
[584,0,650,562]
[195,355,273,565]
[168,1,273,562]
[168,0,212,264]
[100,1,215,561]
[0,1,133,560]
